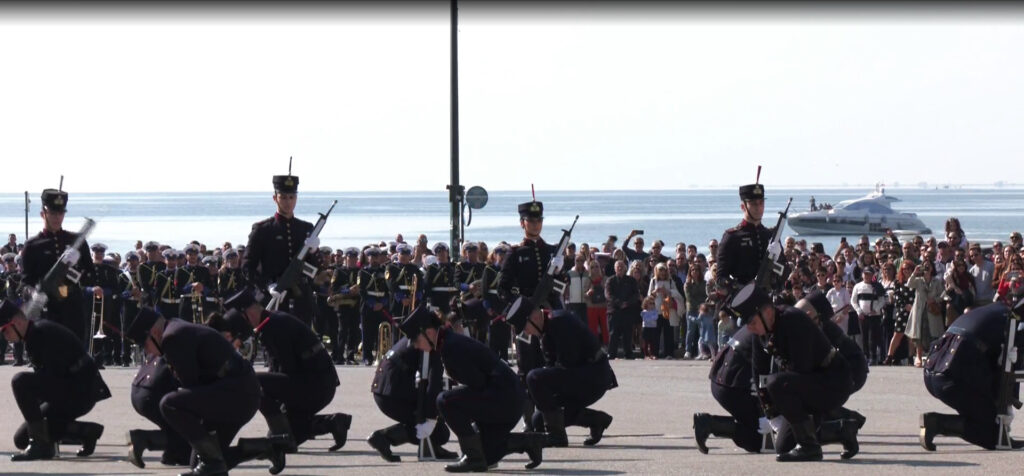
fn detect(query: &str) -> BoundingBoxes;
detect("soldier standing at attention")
[245,161,320,326]
[425,242,459,315]
[716,179,772,295]
[328,247,362,364]
[20,186,98,342]
[358,247,391,366]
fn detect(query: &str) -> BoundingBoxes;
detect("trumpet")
[376,321,393,365]
[89,293,106,355]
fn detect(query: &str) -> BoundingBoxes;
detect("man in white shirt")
[968,248,995,306]
[851,268,886,365]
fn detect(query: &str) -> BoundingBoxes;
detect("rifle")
[416,351,436,460]
[267,200,338,311]
[23,218,96,321]
[996,306,1024,449]
[530,215,579,308]
[754,198,793,295]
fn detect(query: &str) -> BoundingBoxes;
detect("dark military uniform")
[456,259,486,340]
[21,228,95,341]
[175,258,214,323]
[138,259,166,308]
[5,307,111,461]
[117,261,145,366]
[523,309,617,446]
[217,266,248,308]
[154,254,180,320]
[127,354,191,467]
[481,261,510,360]
[367,336,452,460]
[358,255,391,365]
[425,259,459,314]
[715,182,773,294]
[329,261,361,363]
[698,326,771,453]
[87,257,123,365]
[921,303,1024,450]
[387,260,423,319]
[245,213,317,325]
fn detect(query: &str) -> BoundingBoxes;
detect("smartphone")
[633,229,644,236]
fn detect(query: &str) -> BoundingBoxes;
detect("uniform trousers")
[257,372,336,445]
[436,369,524,465]
[12,372,96,441]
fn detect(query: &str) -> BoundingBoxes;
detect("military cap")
[201,256,218,266]
[396,243,413,255]
[183,243,200,254]
[161,249,176,259]
[91,243,108,253]
[126,307,161,345]
[503,295,537,334]
[144,241,161,252]
[272,174,299,194]
[222,309,255,340]
[0,300,23,329]
[364,246,382,257]
[41,188,68,212]
[518,201,543,219]
[801,290,834,321]
[344,247,360,257]
[102,256,117,266]
[175,250,186,260]
[725,283,772,326]
[125,251,140,261]
[319,246,333,255]
[432,242,449,253]
[462,241,478,251]
[224,248,239,258]
[224,287,258,312]
[739,183,765,201]
[398,304,441,340]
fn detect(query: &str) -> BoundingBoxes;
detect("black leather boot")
[542,410,568,447]
[920,412,964,451]
[505,432,545,469]
[265,413,298,453]
[818,419,859,459]
[575,409,613,446]
[776,419,822,462]
[65,420,104,457]
[312,412,352,451]
[179,433,227,476]
[694,413,736,454]
[127,429,167,468]
[444,433,488,473]
[11,420,56,461]
[235,437,286,475]
[367,423,409,463]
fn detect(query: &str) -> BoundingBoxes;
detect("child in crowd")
[641,297,660,360]
[716,309,736,349]
[697,302,717,360]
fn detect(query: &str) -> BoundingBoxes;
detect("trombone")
[376,321,393,365]
[89,293,107,355]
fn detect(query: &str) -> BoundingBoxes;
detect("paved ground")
[0,359,1017,475]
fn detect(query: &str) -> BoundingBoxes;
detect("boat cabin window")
[842,201,891,214]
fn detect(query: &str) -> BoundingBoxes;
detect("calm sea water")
[1,188,1023,257]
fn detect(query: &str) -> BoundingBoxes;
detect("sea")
[2,188,1023,257]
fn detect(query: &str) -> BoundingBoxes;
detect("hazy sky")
[2,3,1023,194]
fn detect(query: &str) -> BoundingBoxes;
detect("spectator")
[943,258,975,327]
[696,302,716,360]
[640,297,660,359]
[968,246,995,306]
[585,259,609,346]
[565,254,591,324]
[605,259,640,360]
[851,267,886,365]
[648,262,683,359]
[2,233,19,254]
[906,262,944,368]
[621,230,650,269]
[682,264,707,359]
[827,274,852,335]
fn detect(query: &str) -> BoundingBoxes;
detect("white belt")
[433,287,458,292]
[205,297,218,303]
[487,290,498,295]
[161,298,180,304]
[398,285,410,290]
[367,291,385,297]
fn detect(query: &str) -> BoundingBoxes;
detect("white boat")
[787,187,932,236]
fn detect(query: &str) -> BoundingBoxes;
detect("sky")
[2,2,1023,194]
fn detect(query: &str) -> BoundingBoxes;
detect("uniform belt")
[487,289,499,295]
[819,347,838,369]
[367,291,385,297]
[300,342,327,360]
[205,297,218,303]
[398,285,410,291]
[161,298,180,304]
[432,287,458,292]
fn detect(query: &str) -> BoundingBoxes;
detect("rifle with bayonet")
[529,215,579,309]
[754,198,793,295]
[23,218,96,321]
[267,200,337,311]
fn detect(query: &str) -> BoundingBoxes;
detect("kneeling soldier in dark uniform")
[367,313,458,462]
[400,305,545,472]
[126,352,192,468]
[694,324,774,454]
[1,300,110,461]
[726,283,854,462]
[223,288,352,453]
[126,308,283,476]
[505,296,617,447]
[920,301,1024,451]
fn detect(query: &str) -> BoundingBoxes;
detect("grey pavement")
[0,359,1018,475]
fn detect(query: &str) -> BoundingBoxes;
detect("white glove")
[550,255,564,272]
[415,419,437,440]
[769,416,787,433]
[268,284,284,301]
[60,247,81,266]
[304,236,320,253]
[758,417,773,435]
[766,241,782,258]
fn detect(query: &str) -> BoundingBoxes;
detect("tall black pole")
[449,0,462,256]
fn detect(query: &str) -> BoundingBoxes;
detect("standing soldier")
[482,245,509,359]
[217,248,247,311]
[716,179,772,296]
[244,163,321,326]
[176,244,213,323]
[20,187,98,342]
[328,247,362,364]
[1,300,111,461]
[223,289,353,454]
[358,247,391,366]
[138,241,165,308]
[425,242,459,315]
[456,242,486,341]
[498,198,565,432]
[117,251,146,366]
[312,247,336,348]
[387,243,424,320]
[86,247,121,366]
[154,249,180,319]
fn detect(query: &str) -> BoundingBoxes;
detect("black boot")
[367,423,409,463]
[127,429,166,468]
[920,412,964,451]
[433,444,460,460]
[505,432,545,469]
[11,420,56,461]
[13,422,28,450]
[693,413,736,454]
[265,413,298,453]
[776,419,822,462]
[65,420,104,457]
[444,433,488,473]
[313,412,352,451]
[522,400,536,432]
[542,410,568,447]
[576,409,613,446]
[179,433,227,476]
[235,437,286,475]
[818,419,859,460]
